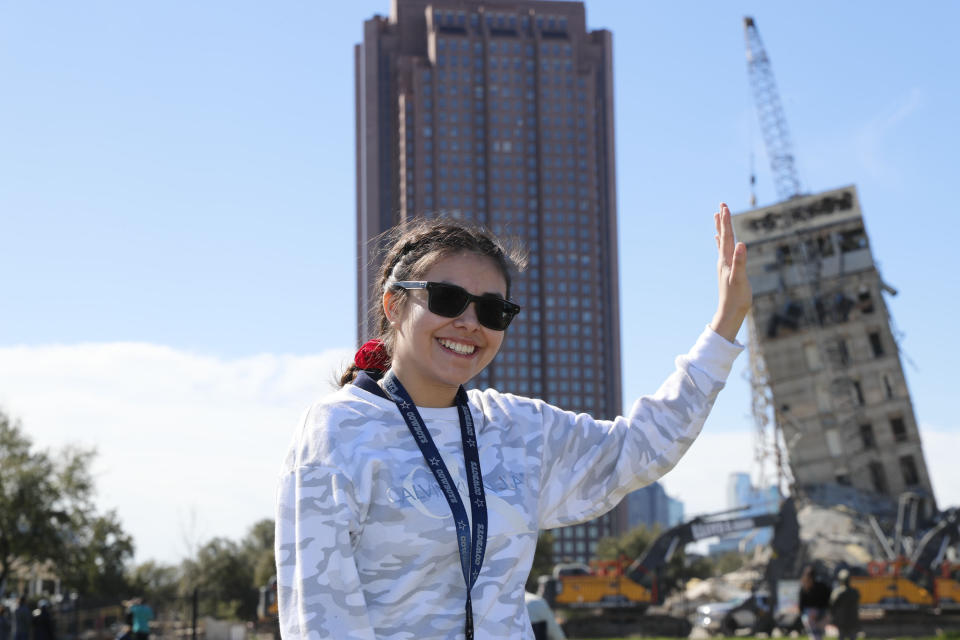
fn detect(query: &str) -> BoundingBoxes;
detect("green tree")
[594,524,659,563]
[60,510,135,598]
[129,560,180,605]
[711,551,749,576]
[0,411,134,598]
[664,550,713,594]
[181,537,255,621]
[525,531,555,592]
[179,519,276,622]
[241,519,275,589]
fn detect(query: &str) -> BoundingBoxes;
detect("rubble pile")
[660,571,757,617]
[795,502,880,567]
[661,501,883,617]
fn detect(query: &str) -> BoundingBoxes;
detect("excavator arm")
[625,498,795,585]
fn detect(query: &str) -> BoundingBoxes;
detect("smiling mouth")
[437,338,478,356]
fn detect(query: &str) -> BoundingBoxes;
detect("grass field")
[585,636,960,640]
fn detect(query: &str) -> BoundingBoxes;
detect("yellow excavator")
[854,507,960,609]
[256,576,279,639]
[539,498,799,611]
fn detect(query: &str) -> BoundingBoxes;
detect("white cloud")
[1,343,957,565]
[0,342,353,564]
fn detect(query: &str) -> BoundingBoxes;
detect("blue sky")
[2,2,957,563]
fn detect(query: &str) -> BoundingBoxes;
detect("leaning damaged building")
[733,186,935,510]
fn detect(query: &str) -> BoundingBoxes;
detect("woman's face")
[386,251,508,407]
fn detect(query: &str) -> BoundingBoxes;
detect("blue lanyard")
[380,371,488,640]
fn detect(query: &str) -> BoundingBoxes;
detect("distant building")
[4,558,62,598]
[667,494,684,528]
[625,482,685,531]
[708,472,778,554]
[732,187,935,510]
[356,0,622,564]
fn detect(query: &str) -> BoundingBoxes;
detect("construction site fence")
[42,591,276,640]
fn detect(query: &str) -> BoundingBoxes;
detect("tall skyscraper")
[356,0,622,563]
[733,187,935,509]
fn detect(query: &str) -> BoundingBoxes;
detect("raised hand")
[709,203,752,343]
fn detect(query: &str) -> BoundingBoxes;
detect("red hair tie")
[354,339,390,373]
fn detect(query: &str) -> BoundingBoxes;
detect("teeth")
[438,338,477,355]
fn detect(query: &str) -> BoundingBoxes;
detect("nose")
[453,300,481,329]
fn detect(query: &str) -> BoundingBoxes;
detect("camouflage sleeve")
[275,464,377,640]
[537,327,741,528]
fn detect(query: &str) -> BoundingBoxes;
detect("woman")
[276,205,751,639]
[799,566,831,640]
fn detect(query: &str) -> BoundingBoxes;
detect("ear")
[382,289,400,326]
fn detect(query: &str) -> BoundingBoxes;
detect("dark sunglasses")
[392,281,521,331]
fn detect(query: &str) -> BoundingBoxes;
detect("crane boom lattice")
[744,16,803,201]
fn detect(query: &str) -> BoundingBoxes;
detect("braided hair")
[340,217,527,385]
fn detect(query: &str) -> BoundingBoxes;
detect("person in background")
[830,569,860,640]
[115,603,133,640]
[524,592,566,640]
[128,599,153,640]
[799,566,831,640]
[13,598,30,640]
[31,601,54,640]
[0,603,12,640]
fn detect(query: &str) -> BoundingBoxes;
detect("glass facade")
[357,0,622,564]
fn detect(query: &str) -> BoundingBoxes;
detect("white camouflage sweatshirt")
[275,327,742,639]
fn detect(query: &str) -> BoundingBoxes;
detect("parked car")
[695,590,802,636]
[694,598,742,634]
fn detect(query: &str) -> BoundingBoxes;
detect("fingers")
[719,202,735,265]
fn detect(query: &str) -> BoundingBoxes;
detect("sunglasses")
[392,281,521,331]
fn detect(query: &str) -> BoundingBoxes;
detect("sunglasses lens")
[427,283,470,318]
[476,299,516,331]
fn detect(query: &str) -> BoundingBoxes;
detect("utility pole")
[192,588,199,640]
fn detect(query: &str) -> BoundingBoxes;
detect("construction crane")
[741,15,811,499]
[744,16,803,202]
